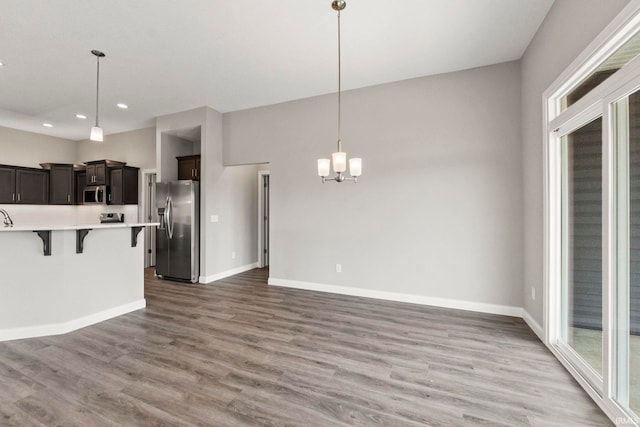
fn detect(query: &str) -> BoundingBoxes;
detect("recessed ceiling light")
[116,103,128,109]
[42,123,53,128]
[0,62,5,67]
[76,114,87,119]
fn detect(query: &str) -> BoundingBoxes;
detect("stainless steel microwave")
[83,185,108,204]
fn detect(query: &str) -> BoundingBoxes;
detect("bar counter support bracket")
[131,226,143,247]
[33,230,51,256]
[76,229,92,254]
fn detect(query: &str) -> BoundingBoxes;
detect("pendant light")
[317,0,362,183]
[90,50,105,142]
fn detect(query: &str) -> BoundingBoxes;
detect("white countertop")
[0,222,159,232]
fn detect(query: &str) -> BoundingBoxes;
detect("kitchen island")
[0,222,157,341]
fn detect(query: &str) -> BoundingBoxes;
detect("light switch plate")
[210,215,219,223]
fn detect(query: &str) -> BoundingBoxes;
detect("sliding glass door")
[545,6,640,423]
[554,83,640,422]
[560,117,604,381]
[615,90,640,416]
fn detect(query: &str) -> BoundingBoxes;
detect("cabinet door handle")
[67,194,70,203]
[12,193,15,201]
[17,193,20,202]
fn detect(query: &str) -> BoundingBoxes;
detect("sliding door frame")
[544,1,640,424]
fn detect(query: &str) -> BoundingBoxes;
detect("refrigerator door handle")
[167,197,174,239]
[162,197,169,236]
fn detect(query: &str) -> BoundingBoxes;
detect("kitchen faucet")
[0,209,13,227]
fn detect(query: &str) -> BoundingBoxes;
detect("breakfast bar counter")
[0,222,158,341]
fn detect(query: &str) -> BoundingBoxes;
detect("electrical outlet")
[336,264,342,273]
[531,287,536,300]
[231,251,236,259]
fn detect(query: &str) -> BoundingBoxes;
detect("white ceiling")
[0,0,555,141]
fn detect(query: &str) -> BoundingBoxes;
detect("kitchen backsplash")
[0,204,139,225]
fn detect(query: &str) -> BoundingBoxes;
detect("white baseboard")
[0,299,146,342]
[199,262,259,284]
[268,277,523,317]
[522,309,544,341]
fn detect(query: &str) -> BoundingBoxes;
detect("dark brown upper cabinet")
[15,168,49,204]
[0,166,16,204]
[75,171,86,205]
[41,164,74,205]
[177,155,201,181]
[85,162,107,186]
[0,165,49,204]
[85,160,126,186]
[109,166,139,205]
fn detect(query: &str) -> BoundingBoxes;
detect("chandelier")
[317,0,362,183]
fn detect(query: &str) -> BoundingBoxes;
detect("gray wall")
[521,0,630,325]
[212,164,260,272]
[160,133,195,182]
[77,127,156,170]
[224,61,524,308]
[0,126,76,168]
[0,125,156,171]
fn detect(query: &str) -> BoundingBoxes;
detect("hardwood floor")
[0,268,612,426]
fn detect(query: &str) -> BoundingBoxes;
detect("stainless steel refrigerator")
[156,180,199,283]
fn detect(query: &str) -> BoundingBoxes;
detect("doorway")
[257,170,270,268]
[142,170,157,268]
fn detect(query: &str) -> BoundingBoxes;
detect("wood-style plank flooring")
[0,268,612,426]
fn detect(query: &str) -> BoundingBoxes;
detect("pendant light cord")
[337,8,342,152]
[95,55,100,127]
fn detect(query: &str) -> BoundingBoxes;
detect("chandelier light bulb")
[349,158,362,177]
[318,159,331,177]
[332,152,347,173]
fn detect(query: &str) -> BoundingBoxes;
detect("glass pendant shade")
[332,152,347,173]
[318,158,331,177]
[90,126,103,142]
[349,157,362,177]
